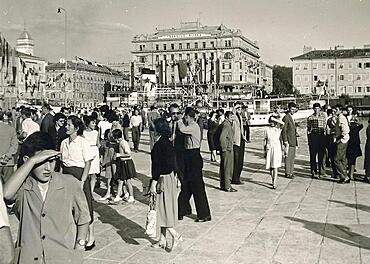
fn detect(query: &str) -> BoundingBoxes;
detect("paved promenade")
[9,127,370,264]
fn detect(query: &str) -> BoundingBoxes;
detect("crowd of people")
[0,100,369,263]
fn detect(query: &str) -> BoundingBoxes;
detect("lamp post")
[57,7,68,106]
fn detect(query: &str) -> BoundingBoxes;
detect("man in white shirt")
[130,109,142,152]
[21,107,40,140]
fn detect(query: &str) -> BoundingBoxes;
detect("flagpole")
[57,7,68,107]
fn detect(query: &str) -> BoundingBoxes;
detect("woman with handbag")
[149,118,182,251]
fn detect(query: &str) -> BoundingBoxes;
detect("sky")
[1,0,370,66]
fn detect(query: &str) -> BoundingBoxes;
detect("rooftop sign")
[158,33,212,39]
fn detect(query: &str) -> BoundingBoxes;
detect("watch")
[77,239,86,247]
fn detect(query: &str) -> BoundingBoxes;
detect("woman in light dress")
[83,115,100,193]
[264,115,284,189]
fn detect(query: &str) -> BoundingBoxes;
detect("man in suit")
[231,102,245,185]
[219,111,237,192]
[0,111,18,183]
[282,102,298,178]
[40,103,54,133]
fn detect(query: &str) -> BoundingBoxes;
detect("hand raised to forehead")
[30,150,60,165]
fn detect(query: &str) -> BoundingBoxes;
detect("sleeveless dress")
[115,139,137,180]
[83,130,100,174]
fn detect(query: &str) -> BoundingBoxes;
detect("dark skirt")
[207,131,216,151]
[62,166,94,224]
[115,159,137,181]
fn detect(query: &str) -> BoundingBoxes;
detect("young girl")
[111,129,137,203]
[83,115,101,194]
[264,115,284,189]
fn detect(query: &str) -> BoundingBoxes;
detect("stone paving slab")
[7,127,370,263]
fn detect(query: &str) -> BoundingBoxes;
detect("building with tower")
[16,29,34,56]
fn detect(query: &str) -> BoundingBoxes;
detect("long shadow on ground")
[285,216,370,250]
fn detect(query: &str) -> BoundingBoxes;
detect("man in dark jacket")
[40,103,54,133]
[219,111,236,192]
[282,102,298,178]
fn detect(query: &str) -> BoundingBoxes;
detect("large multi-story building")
[131,21,271,96]
[46,60,129,108]
[291,46,370,96]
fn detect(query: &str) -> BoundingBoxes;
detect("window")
[339,74,344,81]
[210,41,214,48]
[163,44,167,50]
[358,62,362,68]
[222,63,225,70]
[330,75,335,81]
[194,42,198,49]
[240,75,243,81]
[155,44,159,51]
[186,54,190,60]
[338,63,344,69]
[140,57,145,63]
[357,86,362,93]
[186,43,190,49]
[348,86,353,93]
[313,75,318,81]
[367,86,370,93]
[240,62,243,70]
[163,55,167,61]
[304,76,309,82]
[348,74,353,81]
[224,52,233,59]
[322,63,326,69]
[171,54,174,61]
[179,43,182,50]
[348,63,353,69]
[365,62,370,68]
[179,54,182,60]
[296,76,301,82]
[357,74,361,80]
[224,40,231,47]
[210,53,214,60]
[295,64,300,70]
[171,43,174,50]
[312,63,318,70]
[202,42,206,48]
[194,53,198,60]
[329,63,335,69]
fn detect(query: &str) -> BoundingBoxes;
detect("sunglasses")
[171,112,180,115]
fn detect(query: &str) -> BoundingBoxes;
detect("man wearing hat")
[40,103,54,133]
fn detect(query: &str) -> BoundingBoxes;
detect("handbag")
[145,194,157,238]
[156,176,165,194]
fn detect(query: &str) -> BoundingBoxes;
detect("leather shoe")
[231,181,244,185]
[224,187,238,192]
[178,216,184,220]
[195,216,211,222]
[85,241,96,251]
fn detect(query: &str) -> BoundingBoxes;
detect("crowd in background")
[0,100,370,263]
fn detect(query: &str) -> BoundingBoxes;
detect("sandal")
[151,241,166,249]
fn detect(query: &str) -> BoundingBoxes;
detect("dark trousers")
[178,149,211,219]
[327,137,337,177]
[232,140,245,183]
[308,133,326,175]
[131,126,141,151]
[334,141,348,180]
[244,125,250,141]
[63,166,94,223]
[220,150,233,190]
[123,127,130,142]
[0,166,14,183]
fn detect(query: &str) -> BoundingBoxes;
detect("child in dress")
[264,115,285,189]
[111,129,137,203]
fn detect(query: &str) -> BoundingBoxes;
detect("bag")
[213,123,223,151]
[145,194,157,238]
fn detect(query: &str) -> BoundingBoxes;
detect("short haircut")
[346,105,354,111]
[184,107,196,118]
[327,109,333,116]
[168,103,179,113]
[216,108,225,115]
[313,102,321,108]
[225,111,233,118]
[22,107,33,118]
[18,132,54,167]
[53,112,66,123]
[0,111,4,121]
[67,115,85,136]
[104,110,119,123]
[111,129,123,139]
[91,111,98,120]
[208,111,215,118]
[334,104,343,110]
[83,115,95,126]
[288,102,297,109]
[154,118,171,138]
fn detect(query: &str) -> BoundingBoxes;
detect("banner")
[178,60,187,80]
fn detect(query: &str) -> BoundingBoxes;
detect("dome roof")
[18,29,32,40]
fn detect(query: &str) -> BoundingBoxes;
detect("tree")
[271,65,293,95]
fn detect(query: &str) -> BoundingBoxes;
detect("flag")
[76,56,88,64]
[11,48,17,85]
[1,37,5,70]
[178,60,187,80]
[4,41,9,79]
[215,58,220,85]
